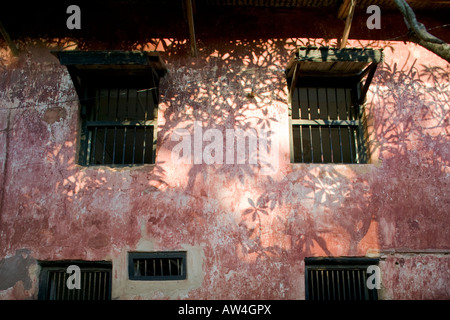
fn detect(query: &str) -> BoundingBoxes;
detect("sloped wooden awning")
[52,51,168,96]
[286,47,384,104]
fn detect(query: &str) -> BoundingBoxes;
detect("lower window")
[305,257,379,300]
[38,261,112,300]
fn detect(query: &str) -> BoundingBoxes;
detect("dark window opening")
[82,85,158,166]
[38,261,112,300]
[290,82,367,164]
[286,47,383,164]
[52,50,167,167]
[305,257,379,301]
[128,252,187,281]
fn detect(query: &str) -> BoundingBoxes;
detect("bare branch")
[394,0,450,62]
[394,0,444,44]
[411,34,450,63]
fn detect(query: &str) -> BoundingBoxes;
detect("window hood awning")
[53,50,167,77]
[52,50,167,96]
[286,47,383,79]
[286,47,384,104]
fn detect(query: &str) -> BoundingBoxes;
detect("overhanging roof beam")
[338,0,353,20]
[186,0,198,57]
[0,19,19,56]
[339,0,357,49]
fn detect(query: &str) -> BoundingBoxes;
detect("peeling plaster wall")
[0,36,448,300]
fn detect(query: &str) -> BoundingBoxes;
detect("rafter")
[338,0,357,49]
[337,0,351,20]
[0,19,19,56]
[186,0,198,57]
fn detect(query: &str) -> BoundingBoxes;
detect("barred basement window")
[290,80,366,164]
[128,252,187,281]
[38,261,112,300]
[305,257,379,301]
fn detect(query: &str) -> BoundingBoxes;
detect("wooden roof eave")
[338,0,357,49]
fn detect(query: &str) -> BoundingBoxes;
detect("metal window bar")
[309,125,314,163]
[122,126,127,164]
[337,126,344,163]
[319,126,324,163]
[102,127,108,164]
[299,125,304,163]
[112,127,117,162]
[328,126,333,163]
[95,89,100,121]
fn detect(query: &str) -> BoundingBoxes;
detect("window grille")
[80,85,158,166]
[38,261,112,300]
[128,252,187,281]
[305,257,379,300]
[290,80,367,164]
[52,50,167,167]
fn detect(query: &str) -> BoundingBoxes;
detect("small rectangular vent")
[128,252,187,281]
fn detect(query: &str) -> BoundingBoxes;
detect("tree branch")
[411,34,450,63]
[394,0,450,62]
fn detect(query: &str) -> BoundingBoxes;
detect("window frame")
[285,47,382,165]
[128,251,187,281]
[304,257,380,301]
[52,50,167,167]
[37,260,112,300]
[288,76,368,164]
[78,74,159,167]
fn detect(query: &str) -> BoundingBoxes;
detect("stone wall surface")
[0,32,448,299]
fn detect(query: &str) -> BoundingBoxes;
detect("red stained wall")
[0,7,449,300]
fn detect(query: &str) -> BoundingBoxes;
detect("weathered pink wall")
[0,36,448,300]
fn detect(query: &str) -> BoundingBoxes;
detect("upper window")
[53,51,167,166]
[286,47,383,164]
[80,79,158,166]
[291,78,364,163]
